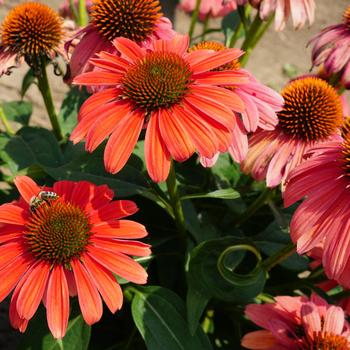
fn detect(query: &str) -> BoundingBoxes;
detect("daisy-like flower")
[71,35,250,182]
[0,2,66,75]
[284,122,350,289]
[178,0,243,21]
[66,0,175,81]
[252,0,315,31]
[189,41,283,165]
[0,176,150,339]
[309,6,350,89]
[241,77,343,188]
[241,294,350,349]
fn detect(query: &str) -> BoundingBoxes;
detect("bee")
[29,191,59,212]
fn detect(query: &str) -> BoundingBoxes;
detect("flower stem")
[166,162,187,250]
[37,59,63,141]
[201,13,210,40]
[0,105,14,135]
[240,13,273,66]
[262,242,296,271]
[69,0,79,23]
[188,0,202,43]
[78,0,88,27]
[234,187,272,227]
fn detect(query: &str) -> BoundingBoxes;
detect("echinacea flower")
[0,176,150,338]
[284,123,350,289]
[66,0,175,81]
[241,77,343,188]
[178,0,241,21]
[0,2,66,75]
[71,35,250,182]
[253,0,315,31]
[309,6,350,89]
[242,294,350,349]
[189,41,283,165]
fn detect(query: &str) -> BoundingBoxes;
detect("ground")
[0,0,347,347]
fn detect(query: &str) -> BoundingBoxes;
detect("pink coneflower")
[178,0,242,20]
[66,0,175,81]
[309,6,350,89]
[241,77,343,188]
[0,176,150,338]
[71,35,250,182]
[253,0,315,31]
[242,294,350,349]
[284,124,350,289]
[189,41,283,165]
[0,2,67,75]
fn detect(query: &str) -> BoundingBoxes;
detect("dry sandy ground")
[0,0,347,348]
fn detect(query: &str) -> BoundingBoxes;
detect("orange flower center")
[1,2,63,56]
[189,41,240,70]
[303,331,350,350]
[122,51,192,111]
[342,117,350,138]
[277,77,343,142]
[343,6,350,26]
[91,0,162,43]
[25,200,91,267]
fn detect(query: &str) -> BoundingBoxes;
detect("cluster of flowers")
[0,0,349,348]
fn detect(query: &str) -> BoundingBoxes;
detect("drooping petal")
[92,220,148,239]
[89,200,138,223]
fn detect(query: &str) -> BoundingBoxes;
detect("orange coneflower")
[0,2,66,75]
[0,176,150,338]
[242,77,344,188]
[71,35,250,182]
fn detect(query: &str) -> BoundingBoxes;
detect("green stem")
[234,187,271,227]
[188,0,202,43]
[240,14,273,66]
[262,242,296,271]
[166,162,187,250]
[78,0,88,27]
[201,13,210,40]
[0,106,14,135]
[228,21,243,48]
[237,5,249,34]
[37,59,63,141]
[69,0,79,23]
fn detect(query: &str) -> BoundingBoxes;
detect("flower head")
[178,0,241,20]
[242,294,350,349]
[242,77,343,187]
[0,176,150,338]
[190,40,283,165]
[66,0,175,81]
[284,123,350,288]
[0,2,65,75]
[71,35,250,182]
[253,0,315,31]
[309,6,350,89]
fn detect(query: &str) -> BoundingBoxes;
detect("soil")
[0,0,347,348]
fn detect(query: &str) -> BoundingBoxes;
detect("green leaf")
[2,101,32,126]
[18,306,91,350]
[44,142,148,198]
[186,286,209,335]
[131,286,213,350]
[58,87,90,136]
[0,127,63,176]
[21,68,36,98]
[181,188,240,200]
[188,237,267,303]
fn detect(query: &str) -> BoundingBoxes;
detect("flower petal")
[92,220,148,239]
[14,176,41,203]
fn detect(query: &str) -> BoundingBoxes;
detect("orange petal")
[193,70,249,85]
[87,246,148,284]
[144,111,171,182]
[46,265,70,339]
[73,71,123,86]
[92,220,148,239]
[16,261,50,319]
[83,254,123,313]
[10,276,28,333]
[71,259,103,325]
[113,37,145,62]
[89,200,138,223]
[14,176,41,203]
[158,108,195,161]
[104,109,144,174]
[0,204,28,225]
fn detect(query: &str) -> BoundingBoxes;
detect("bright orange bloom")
[0,176,150,338]
[71,35,249,182]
